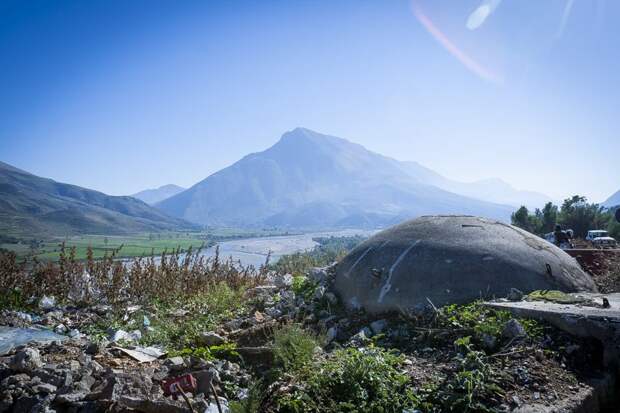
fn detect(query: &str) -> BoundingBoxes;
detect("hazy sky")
[1,0,618,203]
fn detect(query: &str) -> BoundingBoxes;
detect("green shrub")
[275,347,418,412]
[440,302,543,344]
[82,282,247,349]
[272,324,321,373]
[420,337,503,412]
[169,343,239,361]
[291,275,317,301]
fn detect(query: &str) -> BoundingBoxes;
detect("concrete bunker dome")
[334,215,597,315]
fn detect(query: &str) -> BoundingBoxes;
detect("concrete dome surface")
[334,215,597,314]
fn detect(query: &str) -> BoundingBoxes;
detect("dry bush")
[0,243,267,308]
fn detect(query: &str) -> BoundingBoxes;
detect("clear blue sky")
[1,0,618,202]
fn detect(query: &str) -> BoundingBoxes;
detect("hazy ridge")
[0,161,196,236]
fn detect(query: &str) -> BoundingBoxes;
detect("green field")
[10,234,209,261]
[1,228,300,261]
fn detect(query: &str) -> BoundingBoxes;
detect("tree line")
[511,195,620,239]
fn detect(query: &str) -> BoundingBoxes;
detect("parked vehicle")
[585,230,617,249]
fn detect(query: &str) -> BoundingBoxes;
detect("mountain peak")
[131,184,186,205]
[158,128,513,227]
[280,127,335,143]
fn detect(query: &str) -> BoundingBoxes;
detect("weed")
[272,324,321,373]
[291,275,317,301]
[421,337,504,412]
[527,290,588,304]
[274,347,418,412]
[139,284,247,349]
[229,381,265,413]
[169,343,240,361]
[439,302,543,344]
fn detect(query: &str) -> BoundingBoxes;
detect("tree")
[511,196,618,239]
[511,206,537,233]
[608,220,620,240]
[558,195,606,238]
[539,202,558,234]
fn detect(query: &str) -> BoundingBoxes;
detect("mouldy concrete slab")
[334,215,597,315]
[486,293,620,366]
[488,293,620,412]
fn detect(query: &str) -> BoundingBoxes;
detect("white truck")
[585,230,617,249]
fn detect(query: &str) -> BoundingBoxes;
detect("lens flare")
[411,2,503,84]
[467,0,502,30]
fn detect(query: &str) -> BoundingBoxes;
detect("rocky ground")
[0,267,617,413]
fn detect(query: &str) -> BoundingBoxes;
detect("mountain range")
[398,161,551,209]
[603,190,620,208]
[0,161,195,236]
[131,184,185,205]
[157,128,520,228]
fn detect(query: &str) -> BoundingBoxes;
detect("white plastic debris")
[113,346,165,363]
[68,329,83,339]
[38,296,56,310]
[108,329,141,343]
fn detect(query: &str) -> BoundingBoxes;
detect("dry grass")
[0,243,267,308]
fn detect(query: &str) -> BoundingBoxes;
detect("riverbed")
[198,229,374,267]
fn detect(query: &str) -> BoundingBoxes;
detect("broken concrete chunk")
[273,273,293,288]
[9,348,43,373]
[55,391,88,404]
[369,319,388,335]
[324,292,338,305]
[245,285,278,298]
[54,324,68,334]
[313,286,326,301]
[38,296,56,311]
[308,267,329,284]
[508,288,524,302]
[198,332,226,347]
[502,319,527,340]
[326,327,338,343]
[119,395,205,413]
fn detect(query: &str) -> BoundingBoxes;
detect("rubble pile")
[0,264,616,412]
[0,336,245,412]
[0,269,334,412]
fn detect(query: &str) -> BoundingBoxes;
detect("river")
[197,229,374,268]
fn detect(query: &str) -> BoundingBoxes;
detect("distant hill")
[157,128,514,228]
[603,190,620,208]
[0,161,196,236]
[131,184,185,205]
[398,162,551,209]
